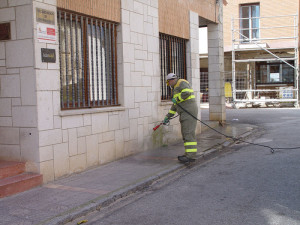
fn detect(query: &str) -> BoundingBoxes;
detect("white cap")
[166,73,177,81]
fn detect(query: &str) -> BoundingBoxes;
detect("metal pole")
[171,37,173,73]
[86,18,90,107]
[104,22,109,106]
[100,22,104,106]
[58,11,63,109]
[176,38,180,76]
[91,18,95,107]
[166,36,170,99]
[231,16,236,103]
[112,24,117,105]
[81,16,85,107]
[75,15,80,107]
[294,15,299,107]
[95,20,100,106]
[160,34,164,99]
[179,38,182,78]
[64,12,69,108]
[109,23,113,105]
[70,14,75,108]
[175,38,177,76]
[164,36,167,99]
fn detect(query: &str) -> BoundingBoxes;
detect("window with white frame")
[240,3,260,42]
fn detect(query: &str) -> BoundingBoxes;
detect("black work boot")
[177,155,195,164]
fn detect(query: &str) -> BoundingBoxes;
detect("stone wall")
[208,0,225,121]
[0,0,39,173]
[187,11,201,133]
[0,0,202,183]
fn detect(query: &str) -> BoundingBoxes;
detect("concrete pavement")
[0,122,256,225]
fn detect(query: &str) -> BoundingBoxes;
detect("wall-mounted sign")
[37,23,56,43]
[0,23,10,40]
[36,8,55,25]
[41,48,56,63]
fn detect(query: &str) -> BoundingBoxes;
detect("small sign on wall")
[36,8,56,43]
[36,8,55,25]
[37,23,56,43]
[41,48,56,63]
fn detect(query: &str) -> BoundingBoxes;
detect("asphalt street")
[74,108,300,225]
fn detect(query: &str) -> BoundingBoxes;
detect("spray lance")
[153,124,162,131]
[153,115,178,131]
[153,121,168,131]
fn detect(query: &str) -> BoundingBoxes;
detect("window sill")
[160,100,173,106]
[256,83,294,87]
[59,106,126,117]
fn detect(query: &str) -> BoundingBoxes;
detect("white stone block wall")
[186,11,201,134]
[0,0,39,172]
[33,0,175,183]
[118,0,175,153]
[207,1,225,121]
[0,0,206,183]
[31,0,59,181]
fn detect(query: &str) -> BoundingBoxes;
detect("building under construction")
[224,0,299,107]
[200,0,299,108]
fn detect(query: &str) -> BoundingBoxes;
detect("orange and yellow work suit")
[165,79,198,159]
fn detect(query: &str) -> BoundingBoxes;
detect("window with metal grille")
[58,10,118,109]
[159,33,187,100]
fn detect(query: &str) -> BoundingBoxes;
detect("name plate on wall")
[36,8,55,25]
[0,23,10,40]
[41,48,56,63]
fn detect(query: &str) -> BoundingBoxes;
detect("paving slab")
[0,122,256,225]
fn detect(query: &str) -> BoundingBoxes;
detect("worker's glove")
[171,98,177,104]
[163,117,169,125]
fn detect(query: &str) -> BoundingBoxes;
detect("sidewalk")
[0,122,256,225]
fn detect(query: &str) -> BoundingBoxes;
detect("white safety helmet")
[166,73,177,81]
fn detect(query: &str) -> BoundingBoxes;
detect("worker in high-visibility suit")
[163,73,198,163]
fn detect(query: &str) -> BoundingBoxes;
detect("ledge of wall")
[159,0,218,39]
[57,0,120,22]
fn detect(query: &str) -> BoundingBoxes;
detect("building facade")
[0,0,224,183]
[200,0,299,106]
[223,0,299,106]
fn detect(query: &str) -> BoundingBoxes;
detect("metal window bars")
[58,10,118,109]
[200,71,209,103]
[159,33,187,100]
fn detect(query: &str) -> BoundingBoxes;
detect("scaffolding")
[231,14,299,107]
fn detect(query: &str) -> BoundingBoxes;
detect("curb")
[41,164,184,225]
[41,126,255,225]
